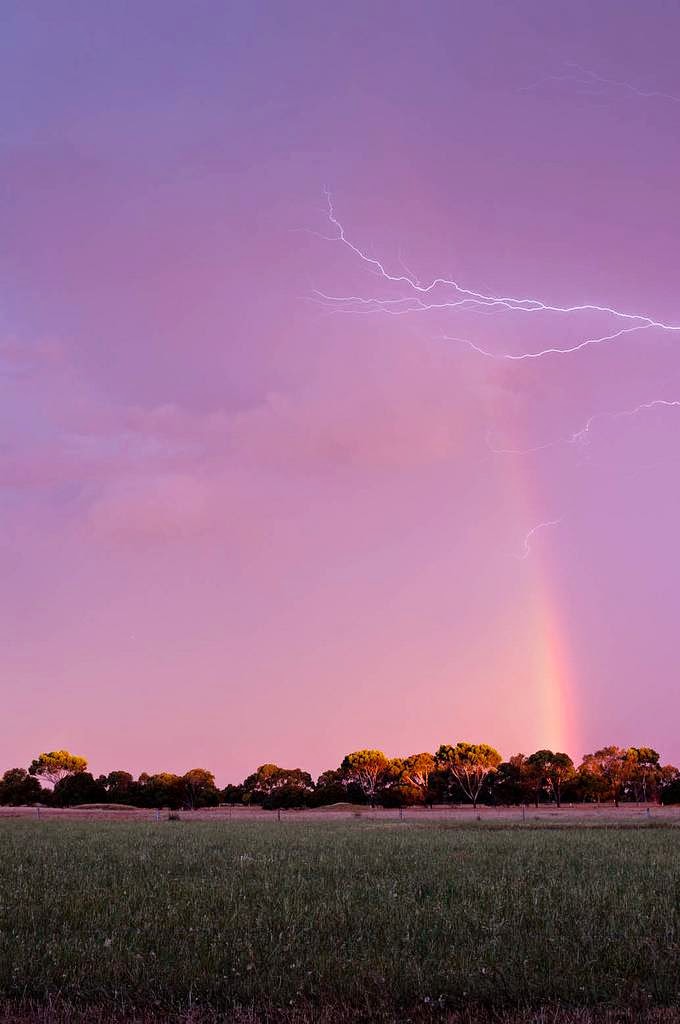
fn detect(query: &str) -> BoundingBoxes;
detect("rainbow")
[500,445,580,757]
[529,578,579,755]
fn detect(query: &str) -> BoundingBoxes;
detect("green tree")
[0,768,43,806]
[400,752,436,805]
[494,754,530,805]
[242,764,314,807]
[340,750,389,807]
[310,769,367,806]
[435,742,502,809]
[524,751,549,807]
[376,758,409,805]
[137,772,184,809]
[242,763,283,803]
[526,750,575,808]
[660,765,680,805]
[29,750,87,786]
[580,746,629,807]
[625,747,660,803]
[182,768,219,809]
[221,783,245,805]
[105,771,139,804]
[53,772,107,806]
[546,752,575,808]
[266,769,313,808]
[312,769,347,806]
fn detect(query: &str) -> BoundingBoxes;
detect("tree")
[580,746,629,807]
[29,750,87,786]
[104,771,139,804]
[182,768,219,809]
[373,758,412,806]
[266,781,311,809]
[494,754,530,805]
[241,764,314,807]
[340,750,389,807]
[264,769,313,809]
[625,748,661,803]
[311,769,347,806]
[137,772,184,809]
[400,753,437,805]
[309,769,367,806]
[526,750,575,808]
[0,768,43,806]
[545,752,575,808]
[53,772,107,806]
[221,783,245,805]
[435,742,502,809]
[524,751,549,807]
[660,765,680,805]
[242,764,283,804]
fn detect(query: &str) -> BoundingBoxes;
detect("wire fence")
[0,802,676,826]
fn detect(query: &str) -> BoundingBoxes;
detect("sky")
[2,1,680,783]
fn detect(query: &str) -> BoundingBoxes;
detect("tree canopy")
[340,750,390,806]
[28,751,88,785]
[435,742,503,808]
[4,740,680,808]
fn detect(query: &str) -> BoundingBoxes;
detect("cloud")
[229,343,489,472]
[88,473,213,542]
[0,336,66,378]
[3,331,496,547]
[232,390,450,469]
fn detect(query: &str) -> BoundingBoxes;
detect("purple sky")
[2,2,680,783]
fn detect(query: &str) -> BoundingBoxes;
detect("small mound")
[308,802,368,813]
[73,803,140,811]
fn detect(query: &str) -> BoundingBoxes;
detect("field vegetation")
[2,819,680,1022]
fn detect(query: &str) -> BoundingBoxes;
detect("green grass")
[1,820,680,1021]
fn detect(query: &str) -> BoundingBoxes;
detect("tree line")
[2,743,680,809]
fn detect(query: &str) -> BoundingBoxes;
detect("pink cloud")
[229,343,494,472]
[88,473,213,542]
[4,334,493,520]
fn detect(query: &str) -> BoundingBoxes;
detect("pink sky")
[2,3,680,783]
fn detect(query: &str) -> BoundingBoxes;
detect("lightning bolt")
[527,63,680,106]
[489,398,680,456]
[441,325,659,361]
[320,192,680,360]
[314,194,679,560]
[511,398,680,555]
[572,398,680,442]
[517,518,563,560]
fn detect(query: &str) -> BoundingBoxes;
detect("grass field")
[2,819,680,1023]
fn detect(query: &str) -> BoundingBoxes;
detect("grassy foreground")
[1,820,680,1022]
